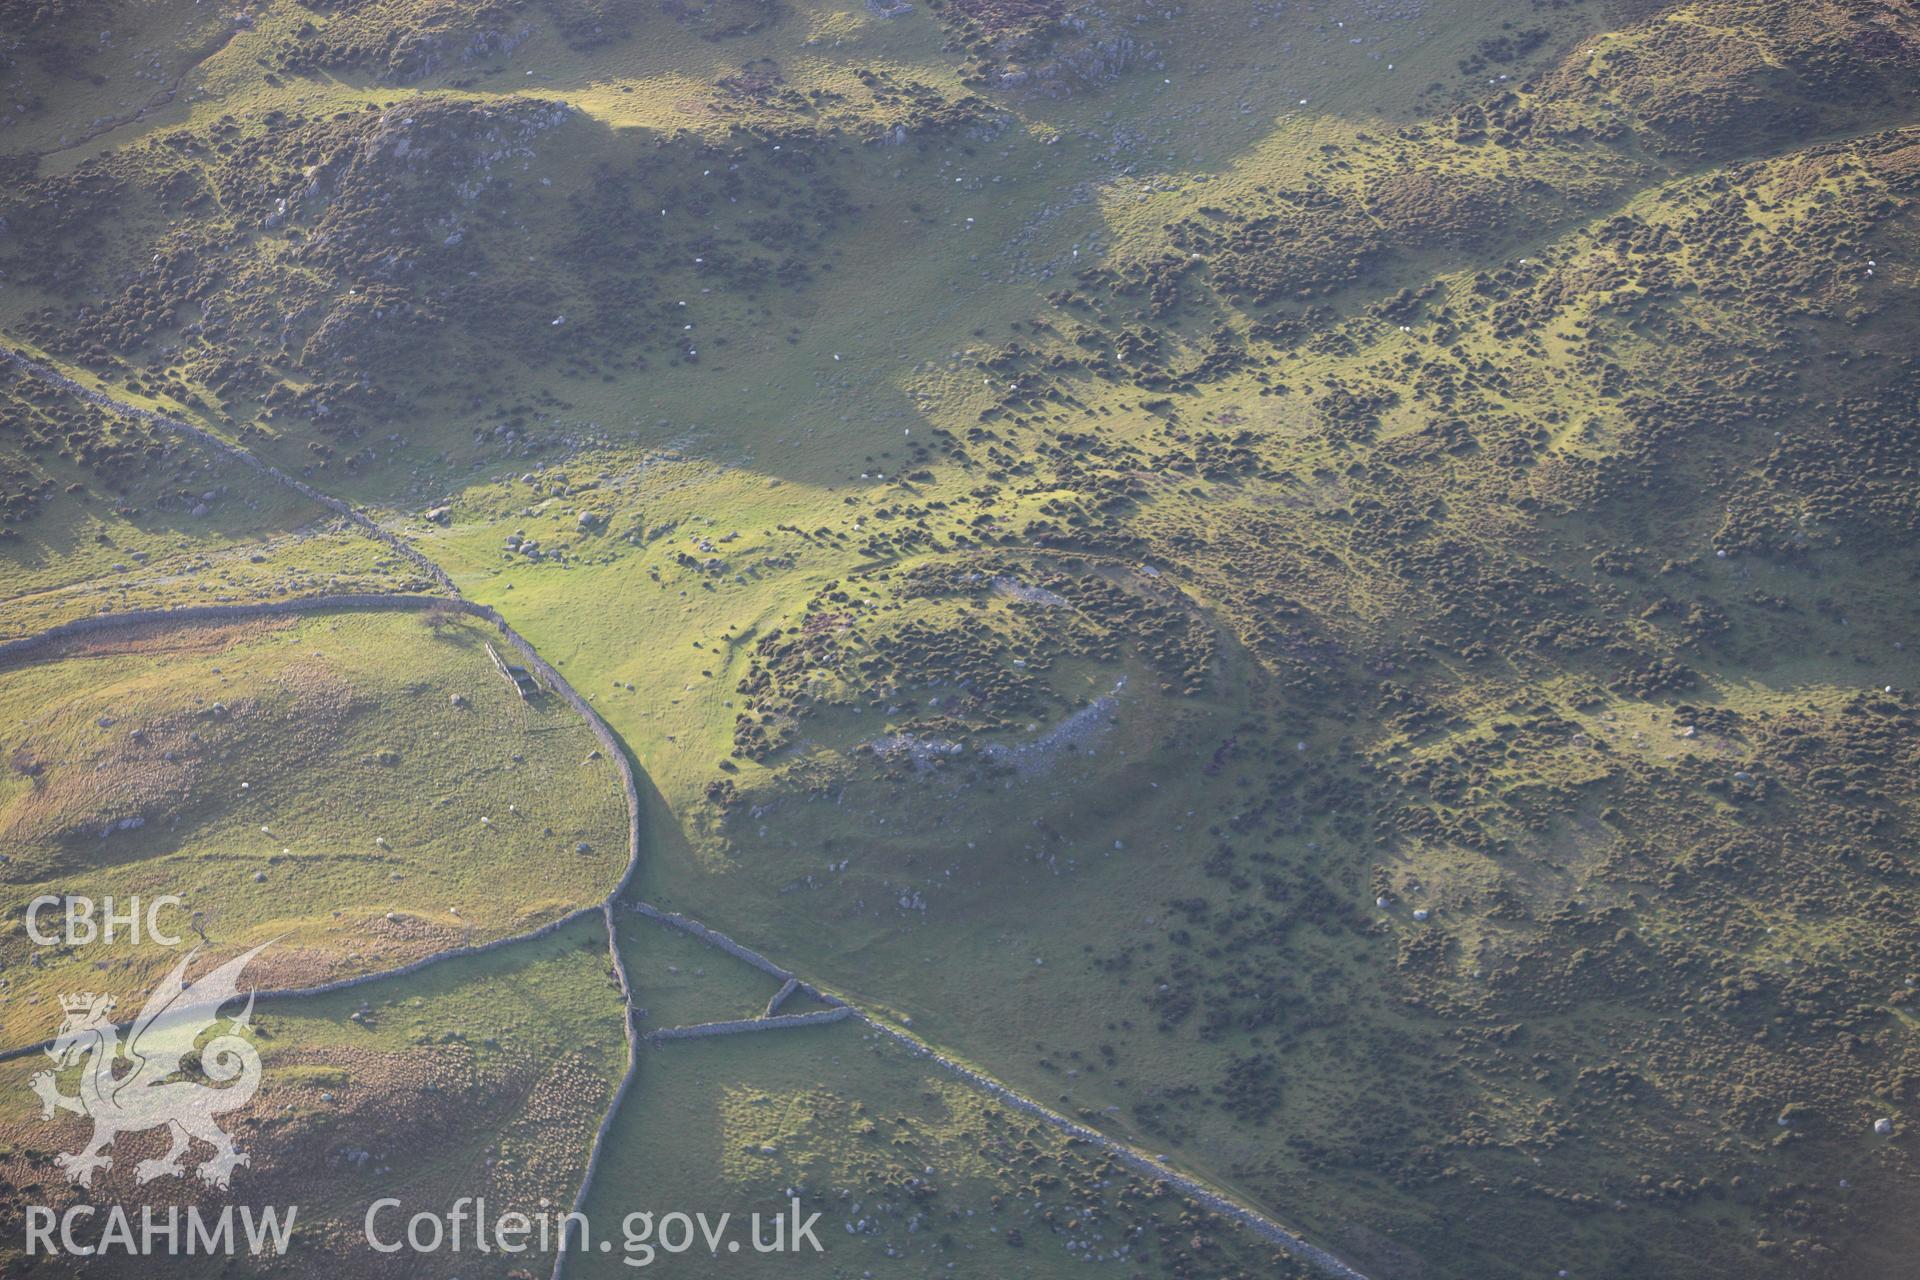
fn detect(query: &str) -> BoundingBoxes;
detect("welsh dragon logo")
[31,942,271,1189]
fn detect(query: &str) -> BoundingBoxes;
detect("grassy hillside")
[578,1015,1316,1280]
[0,608,628,1044]
[2,0,1918,1275]
[0,364,430,638]
[0,916,627,1278]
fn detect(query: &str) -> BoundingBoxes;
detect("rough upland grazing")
[2,0,1918,1275]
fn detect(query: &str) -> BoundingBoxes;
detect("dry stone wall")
[647,1008,853,1041]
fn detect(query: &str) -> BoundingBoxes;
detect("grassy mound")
[0,607,627,1046]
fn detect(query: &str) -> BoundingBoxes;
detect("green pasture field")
[0,608,627,1046]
